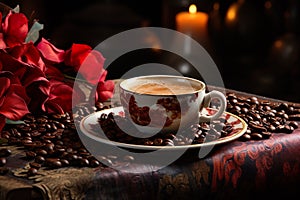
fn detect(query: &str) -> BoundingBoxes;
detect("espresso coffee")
[130,81,201,95]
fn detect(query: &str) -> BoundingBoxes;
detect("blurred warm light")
[274,40,283,48]
[213,3,220,11]
[189,4,197,14]
[226,4,238,22]
[144,34,161,50]
[265,1,272,9]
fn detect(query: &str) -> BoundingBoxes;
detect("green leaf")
[25,21,44,43]
[5,119,25,125]
[12,5,20,13]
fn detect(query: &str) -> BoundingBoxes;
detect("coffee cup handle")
[199,90,227,122]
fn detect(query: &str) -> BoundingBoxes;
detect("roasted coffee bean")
[35,156,45,164]
[289,121,299,129]
[36,149,48,156]
[0,148,11,157]
[153,138,163,146]
[249,123,267,133]
[26,151,37,159]
[44,143,55,151]
[278,125,294,134]
[29,162,41,169]
[27,168,38,176]
[251,133,263,140]
[79,158,90,167]
[163,139,174,146]
[45,158,62,168]
[60,159,70,167]
[241,133,251,141]
[89,159,100,167]
[144,140,154,146]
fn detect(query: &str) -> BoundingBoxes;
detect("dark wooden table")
[1,87,300,200]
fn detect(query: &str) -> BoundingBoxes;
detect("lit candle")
[175,4,208,43]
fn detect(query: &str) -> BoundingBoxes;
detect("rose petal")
[27,80,50,113]
[0,33,7,49]
[45,65,65,81]
[36,38,65,63]
[0,85,29,120]
[0,77,10,98]
[64,43,92,69]
[3,11,28,47]
[95,80,115,102]
[0,52,48,87]
[80,55,105,84]
[44,101,64,114]
[65,44,106,85]
[44,79,74,113]
[0,115,5,132]
[8,43,46,72]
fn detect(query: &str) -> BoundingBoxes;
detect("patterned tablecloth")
[1,88,300,200]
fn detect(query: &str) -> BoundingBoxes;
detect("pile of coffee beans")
[225,92,299,141]
[96,112,234,146]
[0,103,134,176]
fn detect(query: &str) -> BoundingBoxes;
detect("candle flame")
[226,4,238,22]
[189,4,197,14]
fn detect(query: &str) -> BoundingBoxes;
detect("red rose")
[1,11,28,48]
[64,43,106,85]
[0,48,50,113]
[37,38,114,103]
[44,79,85,114]
[93,70,115,102]
[36,38,65,64]
[6,42,46,72]
[0,71,30,131]
[37,39,108,84]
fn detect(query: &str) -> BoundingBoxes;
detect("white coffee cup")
[119,75,227,134]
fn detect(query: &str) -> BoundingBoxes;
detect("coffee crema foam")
[130,81,201,95]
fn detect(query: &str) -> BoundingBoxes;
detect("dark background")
[2,0,300,102]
